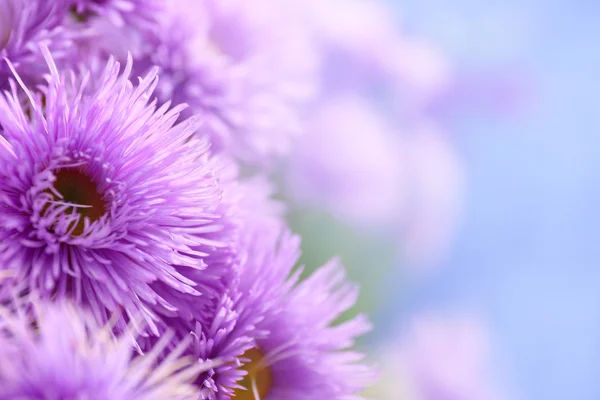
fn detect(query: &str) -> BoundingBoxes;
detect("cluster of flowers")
[0,0,454,398]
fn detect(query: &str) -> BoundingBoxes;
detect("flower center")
[52,168,106,235]
[69,5,94,23]
[235,348,273,400]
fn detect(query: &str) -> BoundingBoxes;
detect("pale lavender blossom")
[286,94,405,227]
[397,123,465,268]
[290,0,451,107]
[134,0,318,165]
[286,94,464,267]
[373,313,510,400]
[282,0,461,267]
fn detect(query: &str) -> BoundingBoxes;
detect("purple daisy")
[189,224,375,399]
[0,0,73,88]
[0,47,235,335]
[145,176,287,399]
[132,0,318,165]
[0,298,215,400]
[242,255,375,399]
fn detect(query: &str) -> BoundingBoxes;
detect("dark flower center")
[53,168,106,235]
[235,347,273,400]
[69,5,95,23]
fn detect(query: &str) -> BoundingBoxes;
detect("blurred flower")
[286,94,464,267]
[0,0,73,87]
[373,313,508,400]
[0,299,210,400]
[292,0,451,108]
[0,48,234,335]
[396,123,465,268]
[126,0,318,166]
[280,0,461,269]
[286,94,405,227]
[388,37,452,111]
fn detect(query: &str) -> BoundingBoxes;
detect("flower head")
[372,313,509,400]
[0,0,73,88]
[0,298,212,400]
[136,0,318,165]
[189,225,375,399]
[239,254,375,399]
[146,176,287,399]
[0,47,235,334]
[286,94,405,227]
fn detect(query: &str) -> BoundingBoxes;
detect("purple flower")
[243,254,375,399]
[191,224,375,399]
[286,94,405,227]
[0,299,213,400]
[0,47,235,335]
[0,0,73,88]
[394,124,465,268]
[149,176,287,399]
[287,97,464,267]
[292,0,451,108]
[373,313,510,400]
[132,0,318,165]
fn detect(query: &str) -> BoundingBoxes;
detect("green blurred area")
[287,208,397,327]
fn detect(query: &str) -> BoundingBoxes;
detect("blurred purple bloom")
[292,0,451,106]
[286,94,464,267]
[0,0,73,87]
[287,94,405,227]
[0,48,235,335]
[280,0,462,269]
[0,299,210,400]
[396,124,465,268]
[374,313,509,400]
[134,0,318,165]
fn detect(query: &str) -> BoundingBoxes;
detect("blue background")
[382,1,600,399]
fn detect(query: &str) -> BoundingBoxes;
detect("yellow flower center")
[235,347,273,400]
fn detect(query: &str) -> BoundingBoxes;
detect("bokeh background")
[285,1,600,399]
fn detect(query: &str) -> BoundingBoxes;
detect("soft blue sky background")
[380,1,600,399]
